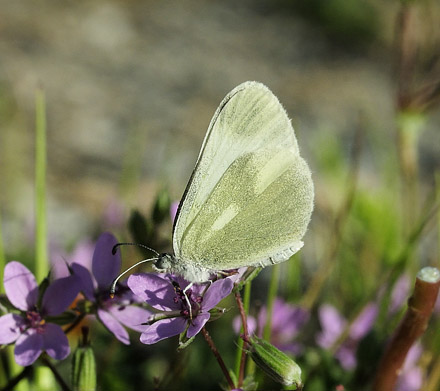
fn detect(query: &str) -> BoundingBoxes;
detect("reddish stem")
[201,327,235,390]
[372,271,440,391]
[235,291,249,387]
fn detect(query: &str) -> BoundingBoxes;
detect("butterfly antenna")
[112,242,159,256]
[110,257,158,298]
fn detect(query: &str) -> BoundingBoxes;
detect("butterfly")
[112,81,313,291]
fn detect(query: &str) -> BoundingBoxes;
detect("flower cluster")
[0,229,432,391]
[0,232,237,367]
[0,262,79,365]
[69,232,151,345]
[316,303,378,370]
[128,273,234,344]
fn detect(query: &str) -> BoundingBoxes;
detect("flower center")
[25,310,45,333]
[172,283,203,319]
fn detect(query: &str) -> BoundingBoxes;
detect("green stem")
[234,282,252,379]
[263,264,280,341]
[301,122,363,310]
[201,327,235,390]
[40,356,71,391]
[0,365,32,391]
[0,219,28,391]
[436,172,440,259]
[286,254,301,301]
[234,288,252,387]
[0,214,4,293]
[35,89,48,282]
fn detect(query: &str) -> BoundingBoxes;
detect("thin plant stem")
[234,282,252,381]
[0,366,32,391]
[372,268,440,391]
[374,194,439,329]
[201,327,235,390]
[263,263,280,341]
[0,214,5,293]
[436,172,440,259]
[154,348,188,391]
[40,355,71,391]
[258,264,283,387]
[286,253,301,301]
[119,124,149,203]
[64,313,86,335]
[426,354,440,391]
[235,290,250,387]
[35,88,48,281]
[0,216,29,391]
[302,120,363,309]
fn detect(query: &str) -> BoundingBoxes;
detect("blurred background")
[1,0,437,248]
[1,0,440,390]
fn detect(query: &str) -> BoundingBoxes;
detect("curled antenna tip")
[111,242,160,256]
[109,280,117,298]
[112,244,119,255]
[108,256,158,299]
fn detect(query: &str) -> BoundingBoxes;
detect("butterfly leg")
[183,282,194,320]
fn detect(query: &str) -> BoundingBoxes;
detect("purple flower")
[396,343,423,391]
[128,273,234,344]
[233,315,258,336]
[234,298,309,355]
[257,299,309,354]
[317,303,378,370]
[51,238,95,279]
[389,274,411,315]
[0,261,79,366]
[71,232,151,345]
[102,197,126,229]
[170,201,180,223]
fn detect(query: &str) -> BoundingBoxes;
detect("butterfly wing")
[173,81,314,271]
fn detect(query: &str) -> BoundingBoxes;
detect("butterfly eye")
[154,254,173,271]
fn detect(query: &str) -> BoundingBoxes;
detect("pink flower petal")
[170,201,180,223]
[51,258,70,279]
[97,308,129,345]
[42,323,70,360]
[14,329,43,366]
[139,317,187,344]
[108,305,151,332]
[42,275,80,316]
[350,303,378,340]
[336,345,357,370]
[128,273,178,311]
[187,313,210,338]
[317,304,346,348]
[92,233,121,289]
[233,315,257,336]
[71,263,95,301]
[0,314,25,344]
[70,239,95,270]
[202,278,233,311]
[4,261,39,311]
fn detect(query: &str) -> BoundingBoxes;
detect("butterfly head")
[153,253,175,273]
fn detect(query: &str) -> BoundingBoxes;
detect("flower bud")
[71,327,97,391]
[248,336,302,389]
[152,188,171,224]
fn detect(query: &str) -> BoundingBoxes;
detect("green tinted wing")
[173,81,313,270]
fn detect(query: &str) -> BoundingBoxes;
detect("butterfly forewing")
[173,81,313,270]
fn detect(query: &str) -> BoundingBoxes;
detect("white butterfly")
[112,81,314,289]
